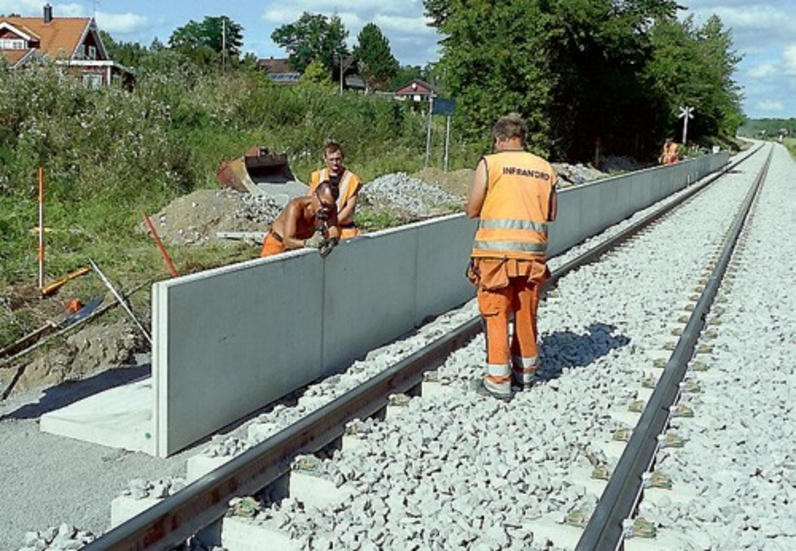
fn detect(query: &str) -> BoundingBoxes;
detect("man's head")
[492,113,527,150]
[314,181,339,220]
[323,141,345,174]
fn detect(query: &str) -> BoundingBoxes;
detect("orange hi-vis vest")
[471,151,556,261]
[309,168,362,226]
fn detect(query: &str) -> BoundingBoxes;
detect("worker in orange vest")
[465,113,557,400]
[261,181,341,258]
[307,141,362,240]
[660,139,679,165]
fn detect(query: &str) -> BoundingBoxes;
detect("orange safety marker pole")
[38,167,45,290]
[142,211,179,277]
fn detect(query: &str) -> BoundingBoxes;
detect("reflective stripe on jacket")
[471,151,556,260]
[309,168,362,226]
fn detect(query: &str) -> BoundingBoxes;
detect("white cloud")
[747,62,777,78]
[0,1,84,17]
[95,11,150,35]
[783,44,796,74]
[757,99,783,112]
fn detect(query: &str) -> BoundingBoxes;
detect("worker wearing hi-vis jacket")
[261,181,341,258]
[466,113,557,400]
[307,141,362,239]
[660,139,679,165]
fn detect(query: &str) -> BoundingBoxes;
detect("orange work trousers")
[478,276,540,384]
[260,232,286,258]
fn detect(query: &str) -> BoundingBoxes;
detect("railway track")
[85,144,771,551]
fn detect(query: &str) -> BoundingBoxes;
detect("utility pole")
[221,17,226,73]
[339,50,344,95]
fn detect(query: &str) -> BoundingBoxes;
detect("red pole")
[38,167,45,290]
[142,211,179,277]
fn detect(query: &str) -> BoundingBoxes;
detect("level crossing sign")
[678,106,694,145]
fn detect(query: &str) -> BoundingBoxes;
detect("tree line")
[101,2,743,163]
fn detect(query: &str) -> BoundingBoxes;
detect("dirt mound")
[411,167,474,200]
[4,320,144,394]
[141,189,282,246]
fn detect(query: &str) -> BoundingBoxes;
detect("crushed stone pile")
[143,189,282,246]
[552,163,607,187]
[599,155,643,173]
[361,173,462,218]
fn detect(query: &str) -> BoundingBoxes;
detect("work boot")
[476,378,512,402]
[511,371,536,392]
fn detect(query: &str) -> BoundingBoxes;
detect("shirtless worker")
[260,181,341,258]
[307,142,363,239]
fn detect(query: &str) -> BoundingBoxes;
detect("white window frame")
[82,73,103,89]
[0,38,26,50]
[88,45,97,60]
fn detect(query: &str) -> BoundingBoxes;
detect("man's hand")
[304,231,326,249]
[319,237,339,258]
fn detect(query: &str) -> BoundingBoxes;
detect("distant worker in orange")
[307,142,362,239]
[660,138,679,165]
[260,181,341,258]
[466,113,557,400]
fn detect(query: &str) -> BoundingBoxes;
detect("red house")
[393,79,436,102]
[0,3,133,88]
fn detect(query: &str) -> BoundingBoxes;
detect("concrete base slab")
[39,378,154,454]
[595,440,628,462]
[111,495,162,527]
[289,471,355,510]
[222,516,300,551]
[624,529,689,551]
[186,454,232,483]
[609,407,641,427]
[342,434,367,452]
[568,465,608,498]
[644,483,698,505]
[421,380,454,398]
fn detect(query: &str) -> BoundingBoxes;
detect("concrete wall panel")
[414,215,478,324]
[153,252,324,456]
[320,227,419,374]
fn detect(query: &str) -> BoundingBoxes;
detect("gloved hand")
[304,231,327,249]
[319,237,339,258]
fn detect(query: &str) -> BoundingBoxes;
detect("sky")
[2,0,795,119]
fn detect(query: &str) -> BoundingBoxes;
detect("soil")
[411,167,474,199]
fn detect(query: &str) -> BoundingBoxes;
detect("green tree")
[169,16,244,65]
[271,12,349,74]
[353,23,399,92]
[99,31,149,70]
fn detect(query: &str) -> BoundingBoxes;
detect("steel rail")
[576,145,774,551]
[84,150,759,551]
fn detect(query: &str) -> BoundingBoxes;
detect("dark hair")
[316,180,339,201]
[492,113,527,144]
[324,141,344,157]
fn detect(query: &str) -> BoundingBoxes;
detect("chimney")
[43,3,53,24]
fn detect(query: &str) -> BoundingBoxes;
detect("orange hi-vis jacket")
[308,168,362,227]
[471,151,557,261]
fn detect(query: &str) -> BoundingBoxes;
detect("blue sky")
[3,0,795,119]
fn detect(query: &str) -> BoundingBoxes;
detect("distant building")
[257,57,301,84]
[0,3,133,88]
[393,79,436,102]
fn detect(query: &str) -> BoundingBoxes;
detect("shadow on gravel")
[536,322,630,381]
[0,365,149,421]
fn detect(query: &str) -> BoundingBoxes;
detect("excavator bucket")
[216,146,295,193]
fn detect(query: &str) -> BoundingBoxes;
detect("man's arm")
[336,194,358,223]
[465,158,488,218]
[547,172,558,222]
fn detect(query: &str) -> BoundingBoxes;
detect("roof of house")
[393,79,436,96]
[257,57,295,74]
[0,15,100,66]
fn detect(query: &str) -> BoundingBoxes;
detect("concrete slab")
[289,471,356,510]
[221,516,301,551]
[39,378,154,454]
[110,495,162,527]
